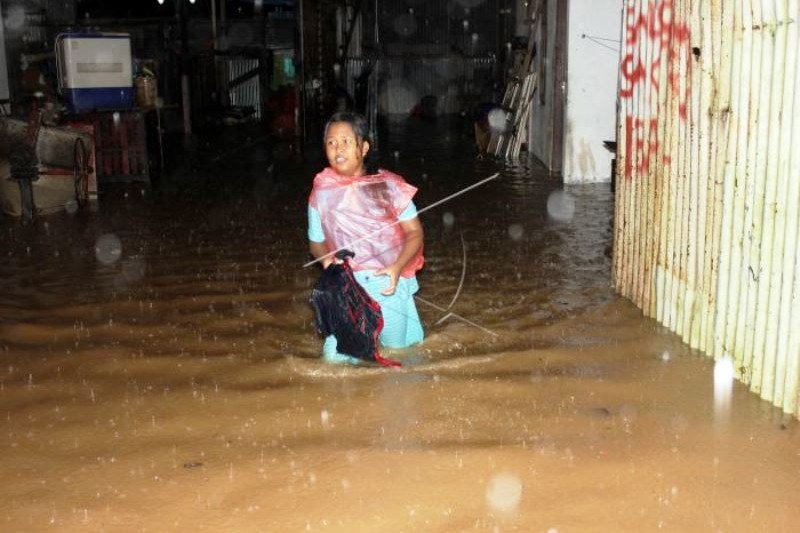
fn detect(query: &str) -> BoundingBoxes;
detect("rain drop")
[620,404,637,424]
[485,472,522,513]
[95,234,123,265]
[5,6,25,30]
[714,356,734,418]
[546,190,576,222]
[487,108,506,131]
[670,413,689,433]
[392,13,417,37]
[508,224,524,241]
[442,212,455,227]
[321,410,331,430]
[121,257,146,283]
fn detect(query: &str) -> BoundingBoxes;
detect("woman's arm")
[308,205,336,269]
[309,240,334,269]
[375,217,423,295]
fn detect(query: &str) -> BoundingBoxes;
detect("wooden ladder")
[487,0,543,159]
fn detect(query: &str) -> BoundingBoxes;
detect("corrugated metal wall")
[227,58,262,119]
[614,0,800,416]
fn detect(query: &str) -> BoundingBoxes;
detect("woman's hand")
[374,264,402,295]
[374,217,423,295]
[310,240,340,269]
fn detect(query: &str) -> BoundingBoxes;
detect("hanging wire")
[580,34,621,54]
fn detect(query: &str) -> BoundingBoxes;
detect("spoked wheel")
[73,138,89,207]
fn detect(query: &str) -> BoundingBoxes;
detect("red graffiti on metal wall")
[620,0,691,179]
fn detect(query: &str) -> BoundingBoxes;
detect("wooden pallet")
[90,111,149,182]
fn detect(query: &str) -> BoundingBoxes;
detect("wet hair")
[324,111,371,145]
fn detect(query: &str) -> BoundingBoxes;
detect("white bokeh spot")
[508,224,524,241]
[487,108,507,131]
[442,211,455,227]
[546,191,576,222]
[95,234,122,265]
[485,472,522,513]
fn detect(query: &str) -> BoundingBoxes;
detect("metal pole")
[220,0,229,107]
[179,0,192,135]
[211,0,221,107]
[298,0,306,147]
[211,0,217,49]
[220,0,226,46]
[374,0,379,47]
[371,0,380,148]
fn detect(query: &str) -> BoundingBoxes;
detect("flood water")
[1,119,799,531]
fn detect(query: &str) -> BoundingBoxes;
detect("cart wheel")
[73,138,89,207]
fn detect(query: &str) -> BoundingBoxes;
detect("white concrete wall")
[0,2,10,109]
[562,0,622,183]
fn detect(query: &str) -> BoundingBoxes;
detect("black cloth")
[309,250,401,367]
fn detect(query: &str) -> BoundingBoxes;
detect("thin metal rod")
[416,296,498,337]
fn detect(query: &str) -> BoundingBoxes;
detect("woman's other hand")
[374,264,401,295]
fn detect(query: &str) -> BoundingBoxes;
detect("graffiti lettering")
[624,117,659,180]
[620,0,691,178]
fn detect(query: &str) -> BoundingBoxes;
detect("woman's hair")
[324,111,371,145]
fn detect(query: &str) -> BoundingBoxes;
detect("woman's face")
[324,122,370,177]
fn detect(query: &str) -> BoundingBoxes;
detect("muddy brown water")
[1,120,799,531]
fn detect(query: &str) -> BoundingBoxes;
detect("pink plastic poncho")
[309,167,424,278]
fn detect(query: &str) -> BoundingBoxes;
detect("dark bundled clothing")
[309,250,401,367]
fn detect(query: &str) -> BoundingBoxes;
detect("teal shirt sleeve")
[399,201,418,221]
[308,206,325,242]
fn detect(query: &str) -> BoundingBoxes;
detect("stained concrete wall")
[527,0,558,170]
[562,0,622,183]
